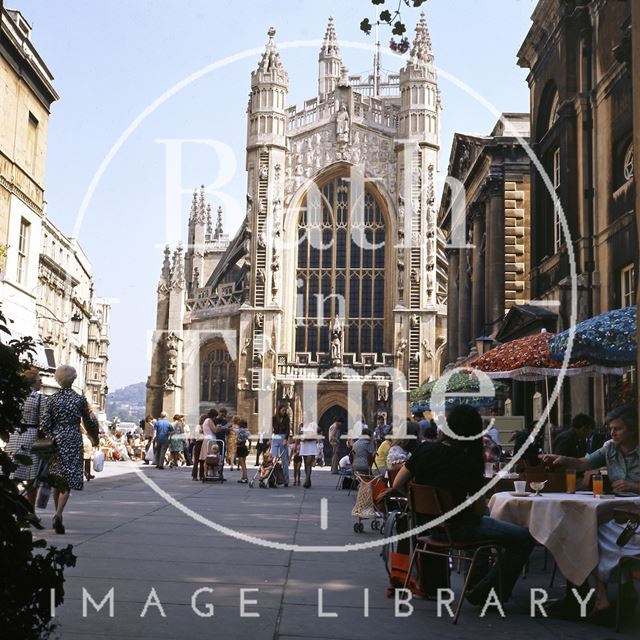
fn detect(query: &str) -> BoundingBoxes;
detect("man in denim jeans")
[393,404,535,603]
[153,412,174,470]
[271,404,291,487]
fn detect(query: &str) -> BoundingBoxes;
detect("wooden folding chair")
[403,483,504,624]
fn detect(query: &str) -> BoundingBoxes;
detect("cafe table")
[488,491,640,586]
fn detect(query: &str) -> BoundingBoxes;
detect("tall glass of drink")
[566,469,576,494]
[592,473,604,498]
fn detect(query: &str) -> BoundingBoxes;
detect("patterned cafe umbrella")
[468,331,622,381]
[409,369,508,412]
[549,306,637,367]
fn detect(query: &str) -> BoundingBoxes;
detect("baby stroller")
[250,454,284,488]
[352,474,391,533]
[202,439,226,483]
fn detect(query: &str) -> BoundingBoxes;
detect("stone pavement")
[37,461,638,639]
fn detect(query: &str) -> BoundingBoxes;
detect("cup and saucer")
[510,480,531,497]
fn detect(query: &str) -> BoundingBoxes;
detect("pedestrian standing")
[235,419,251,483]
[5,367,46,507]
[143,414,155,465]
[191,414,207,481]
[299,416,321,488]
[254,431,267,466]
[41,365,99,534]
[329,418,345,474]
[153,412,173,469]
[82,429,95,481]
[271,404,291,487]
[168,414,184,468]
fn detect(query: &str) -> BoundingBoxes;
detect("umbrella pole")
[544,376,553,453]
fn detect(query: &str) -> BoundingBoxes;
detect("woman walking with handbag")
[5,367,46,507]
[41,365,99,533]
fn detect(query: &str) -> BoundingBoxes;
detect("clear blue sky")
[15,0,536,391]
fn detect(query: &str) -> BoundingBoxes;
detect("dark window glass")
[322,229,332,267]
[373,324,383,354]
[350,238,360,268]
[361,325,371,353]
[362,275,372,316]
[349,276,360,317]
[336,230,346,268]
[374,275,384,316]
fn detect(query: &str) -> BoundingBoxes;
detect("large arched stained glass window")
[200,344,236,404]
[296,177,386,357]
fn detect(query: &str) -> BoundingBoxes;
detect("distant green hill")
[106,381,146,422]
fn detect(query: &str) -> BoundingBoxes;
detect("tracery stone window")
[295,177,386,357]
[200,344,236,403]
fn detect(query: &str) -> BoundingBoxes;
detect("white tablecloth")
[488,491,640,585]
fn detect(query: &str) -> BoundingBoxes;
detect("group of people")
[5,365,99,535]
[385,403,638,624]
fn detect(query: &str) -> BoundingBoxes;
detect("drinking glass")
[484,462,495,478]
[592,474,604,498]
[566,469,577,494]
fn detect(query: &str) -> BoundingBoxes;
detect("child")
[316,439,325,467]
[291,439,302,486]
[258,449,274,487]
[205,443,220,478]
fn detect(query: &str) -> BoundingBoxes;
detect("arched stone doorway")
[319,404,348,463]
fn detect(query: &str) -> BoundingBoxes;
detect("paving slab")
[34,461,639,639]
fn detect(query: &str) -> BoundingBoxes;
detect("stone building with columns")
[517,0,636,423]
[439,114,531,366]
[146,16,448,434]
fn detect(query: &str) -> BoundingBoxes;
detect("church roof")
[204,219,249,290]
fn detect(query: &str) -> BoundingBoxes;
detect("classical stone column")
[470,204,486,341]
[484,177,505,333]
[457,243,471,358]
[447,249,459,363]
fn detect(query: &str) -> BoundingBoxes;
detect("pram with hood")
[202,438,226,482]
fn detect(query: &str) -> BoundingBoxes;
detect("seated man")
[542,404,639,621]
[553,413,594,458]
[393,404,535,604]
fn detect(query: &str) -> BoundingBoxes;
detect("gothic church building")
[147,16,447,433]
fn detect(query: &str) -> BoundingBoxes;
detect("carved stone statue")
[396,338,407,358]
[164,374,176,391]
[376,382,389,403]
[282,381,294,400]
[241,336,251,355]
[165,332,179,374]
[271,259,280,296]
[422,338,434,360]
[255,312,264,329]
[329,316,343,364]
[259,165,268,181]
[336,104,350,144]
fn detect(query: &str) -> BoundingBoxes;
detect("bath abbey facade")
[147,16,448,433]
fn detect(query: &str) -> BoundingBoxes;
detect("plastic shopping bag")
[93,450,105,473]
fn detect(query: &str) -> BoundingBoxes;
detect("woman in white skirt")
[299,417,321,489]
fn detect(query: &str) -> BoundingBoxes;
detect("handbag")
[93,450,105,472]
[29,396,54,453]
[144,446,155,462]
[31,436,56,453]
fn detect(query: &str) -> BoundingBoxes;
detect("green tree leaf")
[360,18,372,34]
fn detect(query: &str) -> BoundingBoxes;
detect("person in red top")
[271,404,291,486]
